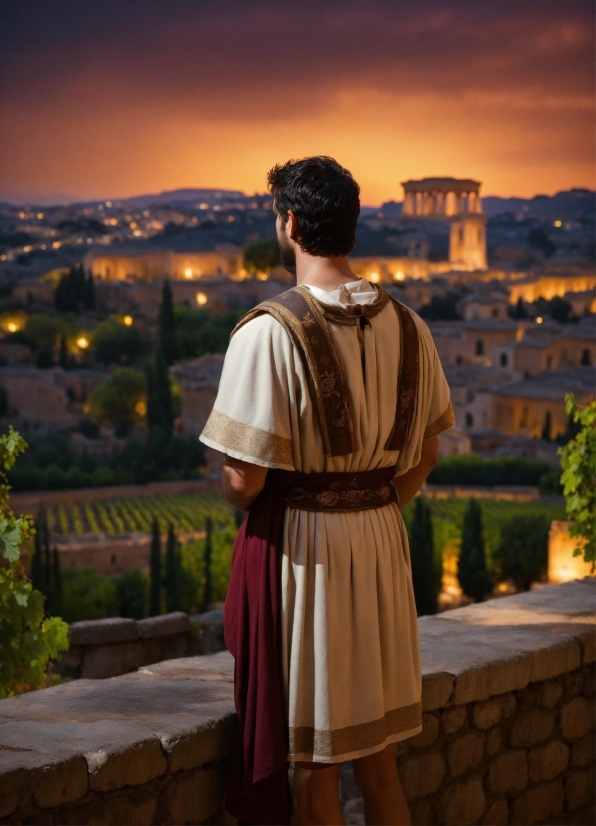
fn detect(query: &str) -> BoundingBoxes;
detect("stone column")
[403,192,413,216]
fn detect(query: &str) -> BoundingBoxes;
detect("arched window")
[465,412,474,428]
[500,353,508,367]
[475,340,484,356]
[581,348,591,366]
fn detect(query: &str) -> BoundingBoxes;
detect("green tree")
[409,498,439,616]
[498,515,549,591]
[165,524,180,613]
[0,428,68,697]
[149,518,162,616]
[60,565,117,623]
[83,273,95,310]
[88,367,146,436]
[541,410,552,442]
[158,279,178,365]
[54,265,87,313]
[559,394,596,568]
[92,318,145,365]
[146,348,173,436]
[458,499,491,602]
[243,238,280,275]
[512,297,527,319]
[58,335,69,369]
[115,568,147,619]
[201,516,213,612]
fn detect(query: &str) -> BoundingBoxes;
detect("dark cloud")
[1,0,593,119]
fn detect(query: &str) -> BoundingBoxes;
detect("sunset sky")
[0,0,594,205]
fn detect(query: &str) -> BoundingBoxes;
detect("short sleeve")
[423,343,455,439]
[199,314,295,470]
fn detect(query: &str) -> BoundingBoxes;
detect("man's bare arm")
[392,436,439,510]
[221,455,268,510]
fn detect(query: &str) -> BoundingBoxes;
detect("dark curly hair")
[267,156,360,257]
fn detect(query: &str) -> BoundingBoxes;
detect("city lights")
[394,271,404,281]
[123,315,133,326]
[536,317,543,324]
[37,212,44,219]
[196,292,208,306]
[184,267,193,278]
[76,336,89,349]
[6,323,18,333]
[52,241,61,249]
[554,220,562,227]
[369,272,380,283]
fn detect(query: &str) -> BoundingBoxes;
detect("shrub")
[92,318,145,365]
[0,428,68,697]
[114,569,147,619]
[428,455,553,488]
[559,394,596,567]
[88,367,146,435]
[497,515,549,591]
[60,565,118,623]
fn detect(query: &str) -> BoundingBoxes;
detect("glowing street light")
[394,271,404,281]
[196,292,208,306]
[6,322,18,333]
[123,315,133,326]
[536,317,543,324]
[369,272,380,283]
[184,267,193,278]
[553,220,562,228]
[76,336,89,349]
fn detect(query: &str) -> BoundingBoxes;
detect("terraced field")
[45,493,235,538]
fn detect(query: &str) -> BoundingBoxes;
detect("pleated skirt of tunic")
[281,501,422,763]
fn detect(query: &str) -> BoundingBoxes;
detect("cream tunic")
[200,278,453,763]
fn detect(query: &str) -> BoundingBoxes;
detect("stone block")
[191,609,226,654]
[442,779,486,826]
[138,651,235,682]
[32,756,89,809]
[158,766,225,825]
[509,709,554,748]
[500,693,516,719]
[87,736,168,792]
[421,671,454,711]
[537,680,563,709]
[528,740,569,783]
[69,617,139,646]
[137,612,191,640]
[159,713,236,772]
[410,798,432,826]
[443,706,467,735]
[560,696,594,742]
[451,666,489,705]
[81,641,152,679]
[448,733,484,778]
[488,750,528,795]
[510,781,563,825]
[400,752,445,800]
[582,668,595,698]
[571,731,595,768]
[565,671,584,698]
[473,699,502,730]
[487,654,531,698]
[410,713,439,749]
[486,727,501,756]
[565,768,595,813]
[531,639,581,683]
[60,789,158,826]
[60,797,110,825]
[482,799,509,826]
[578,627,595,665]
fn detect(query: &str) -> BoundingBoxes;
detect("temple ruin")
[401,177,487,270]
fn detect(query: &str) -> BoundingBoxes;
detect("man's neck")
[295,254,360,292]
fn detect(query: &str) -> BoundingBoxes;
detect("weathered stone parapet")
[0,579,593,825]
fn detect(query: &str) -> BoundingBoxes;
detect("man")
[200,157,454,825]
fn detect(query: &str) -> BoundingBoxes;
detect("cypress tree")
[158,279,178,365]
[146,348,173,436]
[201,517,213,612]
[84,272,95,310]
[458,499,491,602]
[149,518,162,616]
[52,546,62,615]
[58,335,69,369]
[164,523,180,613]
[410,498,438,616]
[30,509,45,593]
[541,411,552,441]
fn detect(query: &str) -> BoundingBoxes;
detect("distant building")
[85,245,245,282]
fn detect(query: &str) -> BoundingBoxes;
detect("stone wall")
[57,610,225,679]
[0,579,593,826]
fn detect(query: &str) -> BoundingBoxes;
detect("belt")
[284,466,398,511]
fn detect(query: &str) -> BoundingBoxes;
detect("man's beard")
[277,228,296,277]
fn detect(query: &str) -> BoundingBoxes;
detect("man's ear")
[287,210,300,242]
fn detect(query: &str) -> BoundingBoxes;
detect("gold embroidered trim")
[201,408,293,467]
[424,399,455,439]
[289,701,422,759]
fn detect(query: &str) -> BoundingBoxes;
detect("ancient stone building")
[401,177,487,270]
[84,246,244,282]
